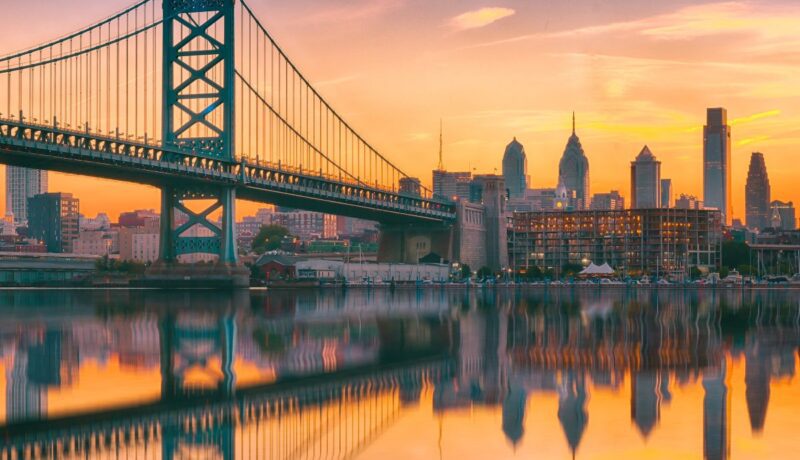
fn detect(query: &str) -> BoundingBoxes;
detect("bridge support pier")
[377,224,454,264]
[141,186,248,288]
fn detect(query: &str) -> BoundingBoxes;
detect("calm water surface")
[1,288,799,459]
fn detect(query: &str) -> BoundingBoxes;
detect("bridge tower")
[159,0,238,268]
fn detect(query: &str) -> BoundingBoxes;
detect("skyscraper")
[745,152,771,230]
[5,166,48,224]
[502,137,528,199]
[660,179,673,208]
[27,192,80,253]
[558,113,590,209]
[631,146,661,209]
[703,108,732,224]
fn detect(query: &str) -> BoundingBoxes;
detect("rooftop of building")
[634,145,657,162]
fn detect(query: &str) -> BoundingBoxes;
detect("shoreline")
[0,280,798,290]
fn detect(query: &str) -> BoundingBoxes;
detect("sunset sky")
[1,0,799,220]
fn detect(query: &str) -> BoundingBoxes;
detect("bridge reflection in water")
[0,289,799,460]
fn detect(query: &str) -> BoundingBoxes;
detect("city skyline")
[0,0,799,220]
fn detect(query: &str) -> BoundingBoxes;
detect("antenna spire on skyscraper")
[437,118,444,170]
[572,111,576,135]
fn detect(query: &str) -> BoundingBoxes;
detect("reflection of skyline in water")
[0,289,799,459]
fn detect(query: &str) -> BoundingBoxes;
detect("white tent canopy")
[579,263,615,276]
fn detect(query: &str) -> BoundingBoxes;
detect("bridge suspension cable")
[235,0,432,197]
[0,0,438,200]
[0,0,162,145]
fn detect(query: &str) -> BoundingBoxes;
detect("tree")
[95,256,146,274]
[561,263,584,278]
[252,225,290,254]
[477,266,494,280]
[525,266,543,280]
[690,266,703,280]
[722,241,750,269]
[460,264,472,280]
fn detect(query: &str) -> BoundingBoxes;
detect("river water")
[0,288,798,459]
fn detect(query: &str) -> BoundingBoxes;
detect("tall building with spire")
[502,138,528,199]
[432,121,471,200]
[5,166,48,224]
[703,108,732,224]
[745,152,770,231]
[631,146,662,209]
[558,113,590,209]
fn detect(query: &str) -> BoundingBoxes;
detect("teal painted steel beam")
[161,0,237,265]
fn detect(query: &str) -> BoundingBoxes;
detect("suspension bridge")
[0,0,457,274]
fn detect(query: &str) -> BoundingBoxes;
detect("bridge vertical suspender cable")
[0,0,455,257]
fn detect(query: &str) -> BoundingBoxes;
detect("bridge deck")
[0,119,456,224]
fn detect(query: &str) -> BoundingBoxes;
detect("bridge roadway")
[0,118,456,225]
[0,355,452,459]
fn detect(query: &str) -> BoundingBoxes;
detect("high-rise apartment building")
[27,192,80,253]
[631,146,661,209]
[745,152,771,231]
[703,108,732,224]
[5,167,48,224]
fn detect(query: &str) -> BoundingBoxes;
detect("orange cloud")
[730,110,781,126]
[449,7,515,31]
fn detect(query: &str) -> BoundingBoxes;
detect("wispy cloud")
[737,135,769,146]
[462,2,800,50]
[544,2,781,41]
[449,7,515,31]
[730,110,781,126]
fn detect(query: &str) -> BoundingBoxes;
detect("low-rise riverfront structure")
[0,251,98,285]
[509,208,722,278]
[296,259,451,284]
